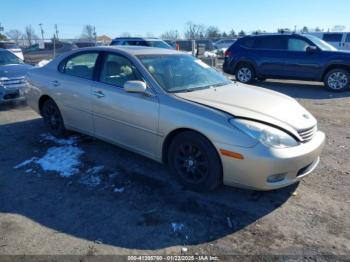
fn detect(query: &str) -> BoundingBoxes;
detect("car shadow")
[0,118,297,250]
[229,78,350,100]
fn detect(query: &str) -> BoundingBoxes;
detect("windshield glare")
[305,35,337,51]
[0,51,24,65]
[138,55,231,93]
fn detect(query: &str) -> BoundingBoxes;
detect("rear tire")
[235,63,255,84]
[324,68,350,92]
[41,99,66,137]
[168,131,222,192]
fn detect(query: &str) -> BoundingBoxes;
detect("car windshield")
[305,35,338,51]
[147,41,172,49]
[138,54,231,93]
[0,50,24,65]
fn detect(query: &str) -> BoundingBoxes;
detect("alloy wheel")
[327,71,348,90]
[237,67,252,83]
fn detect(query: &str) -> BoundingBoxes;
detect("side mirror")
[124,80,153,96]
[306,46,317,53]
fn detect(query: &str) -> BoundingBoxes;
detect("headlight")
[229,118,299,148]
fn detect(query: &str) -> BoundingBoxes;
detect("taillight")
[224,50,232,57]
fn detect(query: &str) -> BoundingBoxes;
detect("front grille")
[2,77,26,90]
[298,125,317,142]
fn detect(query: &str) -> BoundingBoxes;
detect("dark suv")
[110,37,172,49]
[223,34,350,91]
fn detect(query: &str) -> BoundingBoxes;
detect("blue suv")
[223,34,350,92]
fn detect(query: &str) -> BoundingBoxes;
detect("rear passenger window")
[323,33,343,42]
[253,36,286,50]
[239,38,254,48]
[99,54,141,87]
[64,52,98,80]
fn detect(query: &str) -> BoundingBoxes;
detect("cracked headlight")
[229,118,299,148]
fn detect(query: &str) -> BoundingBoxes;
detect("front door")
[91,53,159,159]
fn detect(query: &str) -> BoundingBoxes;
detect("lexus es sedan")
[25,46,325,191]
[0,48,32,103]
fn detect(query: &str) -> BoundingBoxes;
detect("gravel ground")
[0,80,349,261]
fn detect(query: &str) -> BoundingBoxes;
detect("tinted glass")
[0,50,24,65]
[138,54,230,93]
[147,41,172,49]
[239,37,254,48]
[288,38,311,51]
[323,33,343,42]
[253,36,286,50]
[99,54,141,87]
[64,52,98,80]
[346,34,350,43]
[0,43,18,49]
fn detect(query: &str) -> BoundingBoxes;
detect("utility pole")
[38,23,44,40]
[54,24,59,40]
[93,26,97,46]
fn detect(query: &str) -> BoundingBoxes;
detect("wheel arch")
[161,127,221,165]
[234,59,257,75]
[38,95,54,115]
[322,64,350,81]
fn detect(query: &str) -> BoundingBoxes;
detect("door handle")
[93,90,105,98]
[50,80,60,87]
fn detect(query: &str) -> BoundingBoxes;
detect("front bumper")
[216,131,326,191]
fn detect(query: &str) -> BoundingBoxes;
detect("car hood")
[174,83,317,134]
[0,64,33,78]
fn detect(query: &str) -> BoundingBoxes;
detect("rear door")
[252,35,288,77]
[344,33,350,50]
[55,51,99,135]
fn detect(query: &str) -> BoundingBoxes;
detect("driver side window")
[288,38,311,51]
[99,54,141,87]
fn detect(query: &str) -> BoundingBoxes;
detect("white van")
[308,32,350,51]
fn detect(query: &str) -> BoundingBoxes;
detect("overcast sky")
[1,0,350,39]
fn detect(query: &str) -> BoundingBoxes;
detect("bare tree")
[161,30,179,40]
[206,26,221,38]
[229,29,236,37]
[119,32,131,37]
[81,25,95,42]
[238,30,246,37]
[24,25,37,46]
[6,29,23,45]
[301,26,309,33]
[184,21,205,40]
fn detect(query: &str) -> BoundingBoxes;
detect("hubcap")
[237,67,252,83]
[174,143,208,184]
[328,72,348,90]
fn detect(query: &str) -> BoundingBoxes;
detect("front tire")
[324,68,350,92]
[41,99,66,137]
[235,63,255,84]
[168,131,222,191]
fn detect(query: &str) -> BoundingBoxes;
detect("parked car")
[23,42,78,65]
[214,39,236,50]
[308,32,350,51]
[25,46,325,191]
[0,48,32,102]
[223,33,350,91]
[110,37,172,49]
[0,42,24,60]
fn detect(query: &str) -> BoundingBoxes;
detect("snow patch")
[36,146,84,177]
[171,223,185,233]
[40,133,79,146]
[113,187,125,193]
[14,157,38,169]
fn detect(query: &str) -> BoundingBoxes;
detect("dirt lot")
[0,80,349,260]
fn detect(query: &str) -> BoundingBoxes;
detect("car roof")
[76,45,183,56]
[242,33,304,38]
[112,37,163,41]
